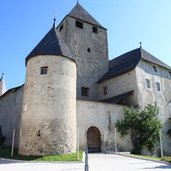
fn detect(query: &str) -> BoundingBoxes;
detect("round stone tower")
[19,21,77,156]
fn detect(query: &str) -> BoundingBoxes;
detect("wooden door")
[87,126,101,152]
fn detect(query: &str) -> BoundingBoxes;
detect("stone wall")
[19,55,77,155]
[136,59,171,155]
[97,70,139,107]
[77,100,133,152]
[58,16,109,100]
[0,85,23,147]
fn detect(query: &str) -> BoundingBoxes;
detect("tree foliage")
[116,104,162,154]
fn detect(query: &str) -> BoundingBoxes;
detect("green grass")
[130,154,171,163]
[161,157,171,163]
[130,154,161,161]
[0,146,83,161]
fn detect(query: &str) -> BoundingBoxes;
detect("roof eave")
[25,54,76,66]
[98,68,135,83]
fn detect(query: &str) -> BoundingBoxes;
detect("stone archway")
[87,126,101,152]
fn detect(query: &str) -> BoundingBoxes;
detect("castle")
[0,2,171,156]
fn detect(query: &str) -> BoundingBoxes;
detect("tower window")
[40,66,48,75]
[76,20,83,29]
[92,26,98,33]
[152,65,157,73]
[156,82,161,91]
[145,79,151,89]
[87,48,91,52]
[81,87,89,96]
[59,24,63,32]
[103,86,108,95]
[37,130,41,137]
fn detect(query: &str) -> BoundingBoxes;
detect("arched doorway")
[87,126,101,152]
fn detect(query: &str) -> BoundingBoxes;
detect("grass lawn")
[130,154,161,161]
[130,154,171,163]
[0,146,83,161]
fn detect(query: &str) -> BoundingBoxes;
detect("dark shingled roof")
[98,48,171,83]
[68,2,105,29]
[26,23,74,65]
[0,85,24,99]
[141,49,171,70]
[100,90,134,104]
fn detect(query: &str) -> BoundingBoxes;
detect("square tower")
[57,3,109,100]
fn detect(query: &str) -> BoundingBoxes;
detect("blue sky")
[1,0,171,89]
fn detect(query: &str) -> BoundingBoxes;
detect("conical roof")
[68,2,105,29]
[26,22,74,65]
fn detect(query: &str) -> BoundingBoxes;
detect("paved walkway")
[89,153,171,171]
[0,153,171,171]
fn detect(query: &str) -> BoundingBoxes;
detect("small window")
[37,130,41,137]
[103,86,108,95]
[169,71,171,78]
[81,87,89,96]
[59,24,63,32]
[40,66,48,75]
[156,82,161,91]
[76,20,83,29]
[153,65,157,73]
[87,48,91,52]
[92,26,98,33]
[145,79,151,89]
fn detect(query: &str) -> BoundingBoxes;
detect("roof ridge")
[68,3,105,29]
[141,48,171,70]
[110,48,140,62]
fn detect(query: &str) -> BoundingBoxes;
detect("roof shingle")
[100,90,134,104]
[26,23,74,65]
[98,48,171,83]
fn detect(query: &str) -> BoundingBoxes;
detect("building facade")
[0,3,171,156]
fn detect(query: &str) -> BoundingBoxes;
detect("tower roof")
[68,3,105,29]
[26,22,74,65]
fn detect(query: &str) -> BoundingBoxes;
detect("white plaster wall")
[136,59,171,155]
[77,100,133,152]
[19,55,77,155]
[0,78,7,96]
[0,86,23,147]
[97,70,139,106]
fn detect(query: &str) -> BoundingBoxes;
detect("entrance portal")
[87,126,101,152]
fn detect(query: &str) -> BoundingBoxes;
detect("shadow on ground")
[144,164,171,170]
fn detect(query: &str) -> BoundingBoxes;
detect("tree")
[116,104,162,154]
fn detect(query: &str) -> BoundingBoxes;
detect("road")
[0,153,171,171]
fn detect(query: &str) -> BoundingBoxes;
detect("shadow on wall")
[166,118,171,137]
[0,125,6,147]
[163,118,171,156]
